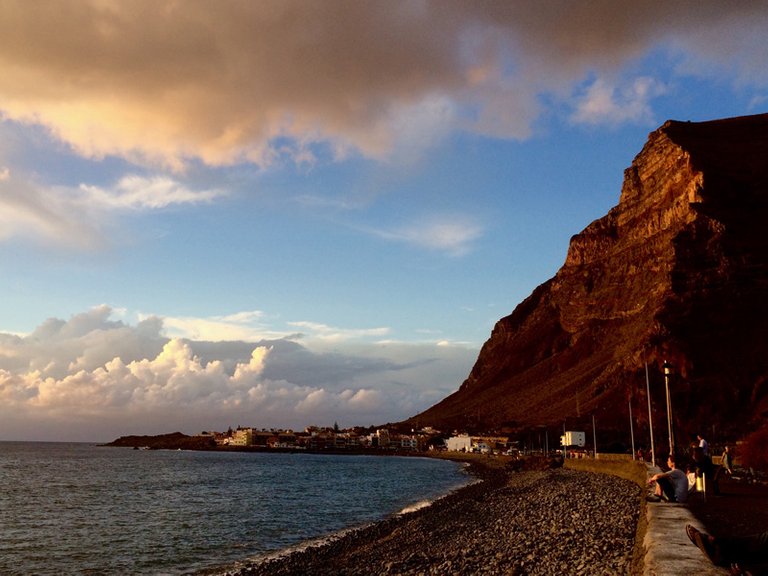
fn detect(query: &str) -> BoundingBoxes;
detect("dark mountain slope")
[409,114,768,445]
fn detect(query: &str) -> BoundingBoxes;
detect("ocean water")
[0,442,470,575]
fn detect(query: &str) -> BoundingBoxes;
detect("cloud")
[0,3,766,169]
[570,76,667,126]
[0,172,224,249]
[0,173,101,248]
[368,215,484,256]
[0,307,478,440]
[17,305,167,378]
[286,321,390,343]
[157,313,392,344]
[78,175,226,210]
[157,311,276,342]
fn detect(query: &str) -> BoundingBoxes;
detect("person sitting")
[647,454,688,503]
[686,463,698,493]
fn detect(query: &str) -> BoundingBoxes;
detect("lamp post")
[663,361,675,457]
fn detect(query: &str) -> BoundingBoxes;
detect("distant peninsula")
[105,432,216,451]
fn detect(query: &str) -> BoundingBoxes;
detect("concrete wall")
[564,458,647,488]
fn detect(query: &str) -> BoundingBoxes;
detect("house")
[376,429,390,447]
[446,434,472,452]
[400,436,419,451]
[474,442,491,454]
[230,428,253,446]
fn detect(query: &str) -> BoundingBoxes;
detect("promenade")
[563,456,732,574]
[641,462,726,575]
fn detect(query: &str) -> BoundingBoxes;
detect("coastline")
[208,455,642,576]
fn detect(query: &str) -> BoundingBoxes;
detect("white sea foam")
[397,499,434,514]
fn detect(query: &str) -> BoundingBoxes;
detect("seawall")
[565,457,726,575]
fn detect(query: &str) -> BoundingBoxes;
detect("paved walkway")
[643,463,727,575]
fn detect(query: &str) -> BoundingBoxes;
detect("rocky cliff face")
[410,114,768,446]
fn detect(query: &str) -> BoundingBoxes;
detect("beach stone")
[225,466,640,576]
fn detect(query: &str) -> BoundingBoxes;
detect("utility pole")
[645,362,656,466]
[563,422,567,459]
[664,361,675,457]
[629,398,636,460]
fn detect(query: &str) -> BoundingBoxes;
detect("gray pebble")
[221,467,640,576]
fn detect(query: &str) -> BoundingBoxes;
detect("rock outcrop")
[410,114,768,445]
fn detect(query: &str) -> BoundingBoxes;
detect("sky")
[1,2,767,442]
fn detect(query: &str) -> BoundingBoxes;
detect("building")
[230,428,253,446]
[400,436,418,451]
[446,434,472,452]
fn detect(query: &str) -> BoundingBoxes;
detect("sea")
[0,442,471,575]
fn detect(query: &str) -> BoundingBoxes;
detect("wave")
[397,498,434,515]
[397,472,479,516]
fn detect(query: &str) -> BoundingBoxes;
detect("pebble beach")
[221,463,643,576]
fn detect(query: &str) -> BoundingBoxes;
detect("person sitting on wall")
[686,463,698,493]
[647,454,689,503]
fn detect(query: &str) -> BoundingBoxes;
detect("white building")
[446,434,472,452]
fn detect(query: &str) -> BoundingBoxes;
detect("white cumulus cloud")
[0,307,478,441]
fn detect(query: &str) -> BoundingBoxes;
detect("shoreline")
[206,456,642,576]
[196,452,498,576]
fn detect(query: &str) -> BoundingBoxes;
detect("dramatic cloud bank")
[2,3,767,441]
[0,307,477,441]
[1,2,766,169]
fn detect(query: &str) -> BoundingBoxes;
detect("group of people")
[646,434,766,574]
[646,433,732,503]
[688,434,734,496]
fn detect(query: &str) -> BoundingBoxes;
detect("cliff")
[410,114,768,446]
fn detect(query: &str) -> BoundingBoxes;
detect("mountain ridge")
[408,113,768,447]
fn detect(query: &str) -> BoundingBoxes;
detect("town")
[195,425,519,455]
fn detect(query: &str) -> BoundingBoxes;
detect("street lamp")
[663,361,674,456]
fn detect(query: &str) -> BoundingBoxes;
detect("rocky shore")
[217,463,642,576]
